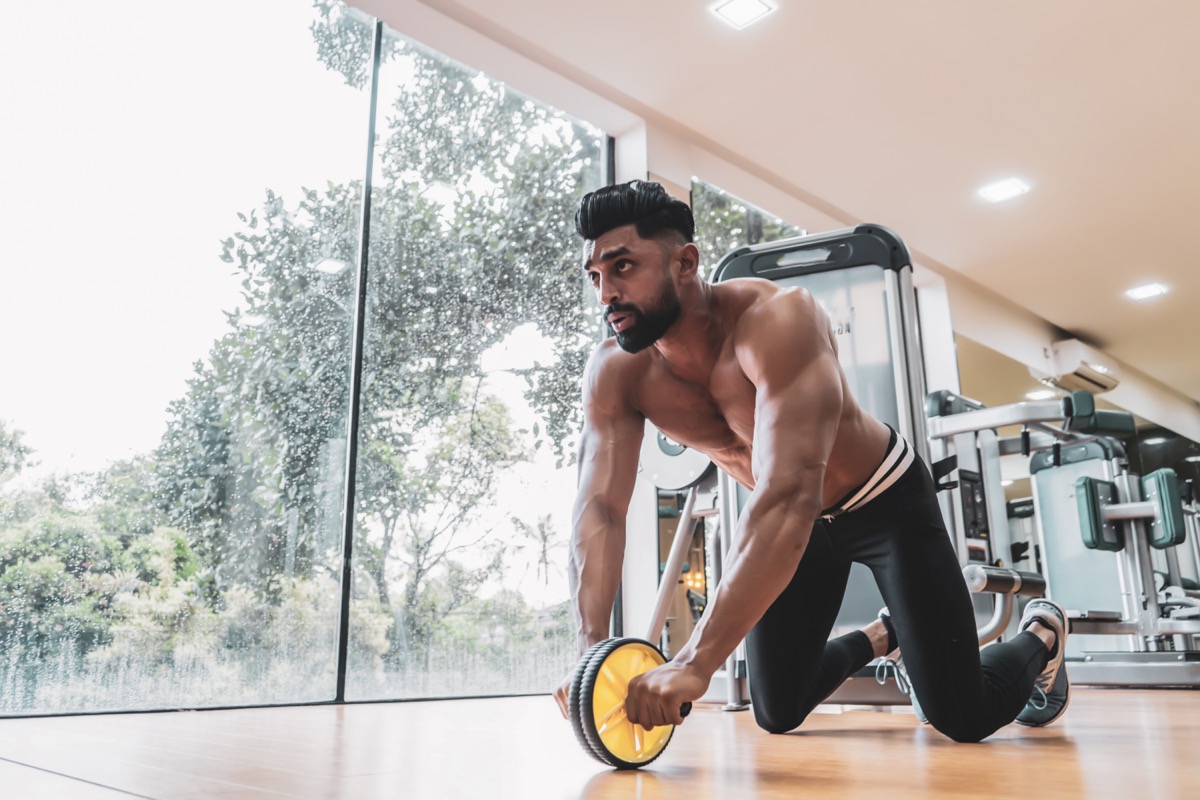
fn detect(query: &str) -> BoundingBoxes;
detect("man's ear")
[676,242,701,278]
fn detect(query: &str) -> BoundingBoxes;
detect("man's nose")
[597,276,619,306]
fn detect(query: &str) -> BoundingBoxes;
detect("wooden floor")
[0,688,1197,799]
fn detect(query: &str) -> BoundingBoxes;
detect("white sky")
[0,0,367,473]
[0,1,580,608]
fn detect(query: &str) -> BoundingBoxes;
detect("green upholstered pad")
[1063,391,1135,437]
[1075,476,1124,551]
[1068,390,1096,419]
[1089,410,1137,438]
[1143,469,1186,549]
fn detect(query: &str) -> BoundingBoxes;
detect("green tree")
[0,459,183,676]
[0,420,34,484]
[510,513,563,587]
[150,6,603,662]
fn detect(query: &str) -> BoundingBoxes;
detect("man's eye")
[616,261,633,272]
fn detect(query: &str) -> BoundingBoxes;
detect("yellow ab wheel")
[567,638,691,770]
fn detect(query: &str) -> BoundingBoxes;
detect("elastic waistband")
[821,427,914,520]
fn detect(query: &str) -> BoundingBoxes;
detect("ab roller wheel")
[567,638,692,770]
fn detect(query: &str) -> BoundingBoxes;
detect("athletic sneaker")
[1015,598,1071,727]
[875,608,928,724]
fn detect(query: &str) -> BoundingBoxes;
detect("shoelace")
[875,657,912,696]
[1028,685,1048,711]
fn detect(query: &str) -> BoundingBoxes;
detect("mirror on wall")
[953,335,1157,502]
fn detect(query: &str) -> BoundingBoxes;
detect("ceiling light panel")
[1125,282,1169,301]
[978,178,1030,203]
[713,0,775,30]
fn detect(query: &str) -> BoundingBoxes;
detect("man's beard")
[605,282,682,354]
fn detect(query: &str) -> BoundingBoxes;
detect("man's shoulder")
[585,338,648,405]
[588,336,638,371]
[727,281,821,335]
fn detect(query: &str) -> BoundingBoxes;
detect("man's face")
[582,225,683,353]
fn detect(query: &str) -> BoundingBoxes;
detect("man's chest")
[634,354,757,454]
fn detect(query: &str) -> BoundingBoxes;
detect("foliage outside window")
[0,0,603,714]
[690,180,805,278]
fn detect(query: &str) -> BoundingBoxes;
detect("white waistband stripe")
[837,434,913,515]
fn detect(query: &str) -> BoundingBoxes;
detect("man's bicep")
[752,350,843,489]
[573,357,643,520]
[576,400,645,520]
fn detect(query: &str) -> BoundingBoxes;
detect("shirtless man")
[553,180,1071,742]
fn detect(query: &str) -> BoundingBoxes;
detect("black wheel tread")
[567,640,610,764]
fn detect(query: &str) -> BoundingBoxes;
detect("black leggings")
[745,456,1049,743]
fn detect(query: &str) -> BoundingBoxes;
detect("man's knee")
[752,704,812,735]
[927,714,991,743]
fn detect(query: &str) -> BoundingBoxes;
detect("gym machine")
[927,389,1200,686]
[711,224,932,707]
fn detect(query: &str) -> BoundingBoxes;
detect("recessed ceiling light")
[978,178,1030,203]
[712,0,775,30]
[1186,455,1200,463]
[1125,282,1168,301]
[1025,389,1056,401]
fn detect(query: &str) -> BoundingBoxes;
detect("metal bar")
[1117,474,1163,651]
[996,430,1100,457]
[883,270,913,445]
[978,429,1012,566]
[1068,618,1141,636]
[976,594,1016,646]
[962,565,1047,597]
[646,488,699,647]
[897,266,931,464]
[334,18,383,703]
[1153,619,1200,635]
[1103,502,1156,520]
[717,470,749,709]
[927,401,1069,440]
[1066,658,1200,687]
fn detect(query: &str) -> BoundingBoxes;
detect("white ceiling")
[358,0,1199,404]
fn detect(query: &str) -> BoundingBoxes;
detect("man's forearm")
[568,503,627,656]
[670,489,817,676]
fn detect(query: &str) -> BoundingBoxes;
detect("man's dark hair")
[575,180,695,243]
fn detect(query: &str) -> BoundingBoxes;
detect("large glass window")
[1,0,604,716]
[0,0,373,713]
[345,28,605,700]
[691,179,805,277]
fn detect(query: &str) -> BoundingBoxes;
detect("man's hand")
[624,661,709,728]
